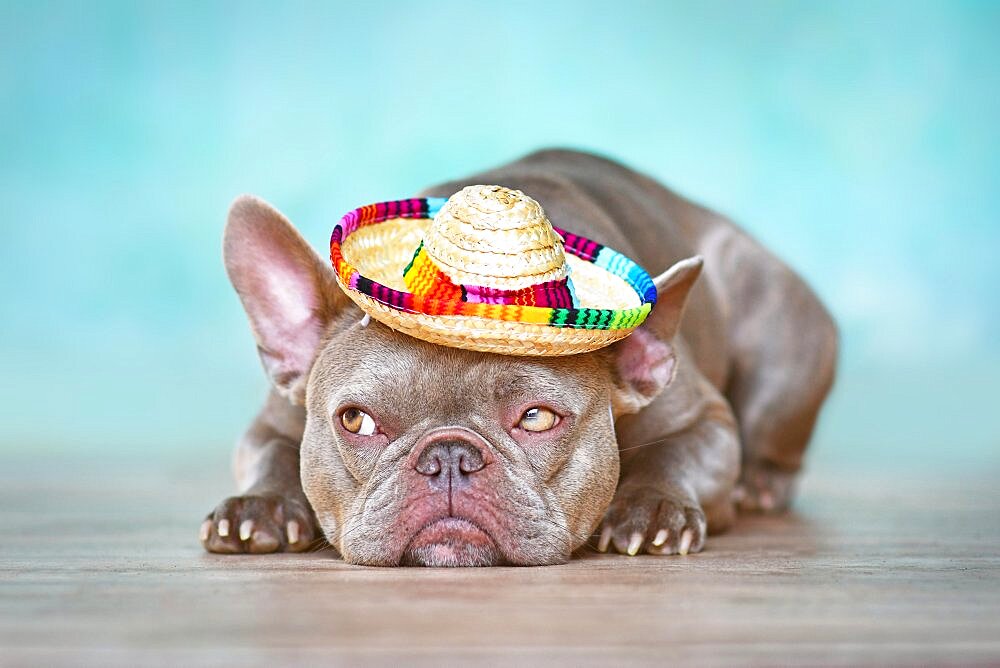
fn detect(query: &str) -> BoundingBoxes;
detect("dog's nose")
[413,439,487,477]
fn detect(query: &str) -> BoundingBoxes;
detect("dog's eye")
[518,407,559,432]
[340,408,376,436]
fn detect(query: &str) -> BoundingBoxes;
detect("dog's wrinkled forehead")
[311,319,608,423]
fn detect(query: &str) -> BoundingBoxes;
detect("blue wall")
[2,1,997,469]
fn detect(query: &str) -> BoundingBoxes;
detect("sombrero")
[329,185,657,356]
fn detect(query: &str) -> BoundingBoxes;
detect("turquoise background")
[1,1,997,471]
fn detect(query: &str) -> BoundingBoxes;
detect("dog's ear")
[224,195,347,404]
[610,256,703,415]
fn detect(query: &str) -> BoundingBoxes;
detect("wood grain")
[1,454,998,666]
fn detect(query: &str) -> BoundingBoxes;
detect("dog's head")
[224,196,700,566]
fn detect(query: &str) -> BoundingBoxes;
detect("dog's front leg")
[201,390,319,554]
[598,397,740,556]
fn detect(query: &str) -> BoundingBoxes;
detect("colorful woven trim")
[403,241,578,307]
[330,198,657,330]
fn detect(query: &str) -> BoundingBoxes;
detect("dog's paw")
[597,487,707,556]
[200,493,319,554]
[733,460,799,514]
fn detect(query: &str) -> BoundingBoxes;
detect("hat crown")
[454,184,542,225]
[422,185,569,290]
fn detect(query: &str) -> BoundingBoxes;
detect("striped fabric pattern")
[402,242,464,302]
[403,242,578,308]
[330,197,657,331]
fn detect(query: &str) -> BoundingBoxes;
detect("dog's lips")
[401,517,502,566]
[408,517,495,551]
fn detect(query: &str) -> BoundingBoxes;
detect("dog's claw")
[287,520,300,545]
[679,528,694,555]
[652,529,668,547]
[199,519,212,542]
[217,518,230,537]
[239,520,254,541]
[759,491,775,511]
[626,532,643,556]
[597,526,612,552]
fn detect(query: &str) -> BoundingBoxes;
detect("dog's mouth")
[401,518,504,567]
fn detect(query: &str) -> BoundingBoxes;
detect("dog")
[200,149,837,566]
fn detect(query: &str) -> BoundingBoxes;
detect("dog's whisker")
[617,436,673,453]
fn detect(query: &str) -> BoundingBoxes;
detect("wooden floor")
[1,453,998,667]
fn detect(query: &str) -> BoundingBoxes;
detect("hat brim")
[329,198,657,356]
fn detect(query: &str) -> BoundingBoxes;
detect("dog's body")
[202,149,837,565]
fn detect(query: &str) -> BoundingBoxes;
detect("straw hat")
[329,185,657,356]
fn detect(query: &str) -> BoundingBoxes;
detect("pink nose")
[411,427,493,479]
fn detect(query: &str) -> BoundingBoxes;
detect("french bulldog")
[200,149,837,566]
